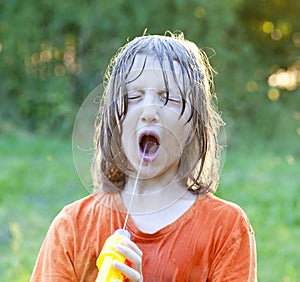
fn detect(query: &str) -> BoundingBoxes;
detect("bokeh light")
[262,21,274,34]
[267,88,280,101]
[268,64,300,91]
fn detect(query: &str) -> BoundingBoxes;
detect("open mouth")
[139,132,160,161]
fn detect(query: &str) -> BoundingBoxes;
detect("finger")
[115,244,142,270]
[113,260,141,282]
[121,239,143,257]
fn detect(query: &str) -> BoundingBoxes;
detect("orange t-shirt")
[31,192,257,281]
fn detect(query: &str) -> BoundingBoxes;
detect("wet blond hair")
[92,32,224,194]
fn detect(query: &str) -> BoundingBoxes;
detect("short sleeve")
[31,208,77,282]
[208,207,257,282]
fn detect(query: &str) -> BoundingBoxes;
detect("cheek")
[164,120,193,156]
[121,120,133,148]
[171,106,193,137]
[178,122,193,148]
[121,114,138,153]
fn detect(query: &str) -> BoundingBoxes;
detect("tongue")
[141,136,159,155]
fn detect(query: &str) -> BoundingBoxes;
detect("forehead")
[125,53,185,90]
[130,53,183,72]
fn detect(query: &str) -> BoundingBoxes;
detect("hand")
[113,238,143,282]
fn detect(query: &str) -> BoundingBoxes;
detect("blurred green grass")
[0,131,88,281]
[217,143,300,281]
[0,131,299,281]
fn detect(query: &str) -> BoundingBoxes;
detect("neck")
[121,169,189,215]
[124,160,181,194]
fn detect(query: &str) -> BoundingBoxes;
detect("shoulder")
[47,192,121,245]
[201,193,249,217]
[62,193,98,214]
[61,191,120,218]
[199,193,254,235]
[52,192,118,229]
[47,194,96,232]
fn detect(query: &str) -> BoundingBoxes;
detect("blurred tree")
[0,0,299,138]
[234,0,300,137]
[238,0,300,67]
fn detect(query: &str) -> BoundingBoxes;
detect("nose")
[140,106,159,124]
[140,91,160,123]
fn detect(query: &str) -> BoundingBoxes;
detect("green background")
[0,0,299,280]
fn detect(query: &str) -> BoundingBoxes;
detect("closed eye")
[160,91,182,104]
[128,95,141,100]
[127,90,144,101]
[168,96,182,103]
